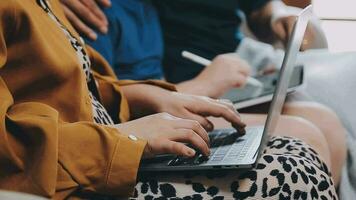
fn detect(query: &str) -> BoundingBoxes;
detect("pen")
[182,51,263,88]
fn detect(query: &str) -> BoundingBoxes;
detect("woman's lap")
[132,136,337,200]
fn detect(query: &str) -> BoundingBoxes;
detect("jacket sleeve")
[0,83,146,197]
[0,6,146,198]
[86,46,176,123]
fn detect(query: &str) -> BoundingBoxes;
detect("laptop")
[140,5,312,172]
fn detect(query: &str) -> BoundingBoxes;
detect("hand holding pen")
[182,51,263,88]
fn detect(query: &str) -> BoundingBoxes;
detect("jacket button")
[128,135,138,141]
[79,37,85,45]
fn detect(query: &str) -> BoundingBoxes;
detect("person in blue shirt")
[59,0,324,97]
[77,0,254,98]
[84,0,164,80]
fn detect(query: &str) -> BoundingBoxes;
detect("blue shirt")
[154,0,271,83]
[86,0,164,80]
[87,0,271,81]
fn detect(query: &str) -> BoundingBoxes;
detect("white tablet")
[222,65,304,109]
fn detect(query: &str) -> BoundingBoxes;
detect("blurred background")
[284,0,356,52]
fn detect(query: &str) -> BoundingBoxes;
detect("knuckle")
[159,112,168,116]
[230,78,241,87]
[226,105,234,112]
[87,12,97,20]
[221,98,233,105]
[222,106,231,113]
[227,77,238,86]
[172,143,184,152]
[191,121,201,129]
[200,119,208,127]
[236,76,247,87]
[227,101,234,107]
[158,112,170,118]
[186,130,196,138]
[88,0,96,5]
[201,96,212,102]
[244,68,252,76]
[229,105,236,112]
[83,29,92,35]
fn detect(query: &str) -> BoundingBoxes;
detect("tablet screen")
[222,65,304,104]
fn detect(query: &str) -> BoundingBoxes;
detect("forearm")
[120,84,170,119]
[248,0,288,42]
[176,79,214,97]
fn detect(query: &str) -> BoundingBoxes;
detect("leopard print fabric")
[37,0,114,125]
[130,136,337,200]
[69,136,337,200]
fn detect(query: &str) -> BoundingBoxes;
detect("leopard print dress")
[132,137,337,200]
[37,1,338,199]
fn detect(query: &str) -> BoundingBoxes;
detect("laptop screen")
[257,5,313,157]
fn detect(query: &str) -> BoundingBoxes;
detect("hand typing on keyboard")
[168,151,210,166]
[168,129,243,166]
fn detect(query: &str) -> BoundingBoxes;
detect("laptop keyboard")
[167,128,259,166]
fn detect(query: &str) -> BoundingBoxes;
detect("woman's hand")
[59,0,111,40]
[115,113,210,158]
[271,15,319,50]
[177,53,251,98]
[121,84,246,133]
[249,1,326,50]
[156,92,246,133]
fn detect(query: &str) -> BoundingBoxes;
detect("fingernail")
[207,123,213,131]
[188,149,196,157]
[100,26,108,34]
[89,32,97,40]
[239,118,246,127]
[238,127,246,135]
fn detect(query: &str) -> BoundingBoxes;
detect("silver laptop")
[140,5,312,172]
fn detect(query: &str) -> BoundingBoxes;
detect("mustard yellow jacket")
[0,0,174,199]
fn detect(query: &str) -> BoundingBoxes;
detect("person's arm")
[176,53,251,98]
[88,47,246,133]
[246,1,285,43]
[119,84,246,133]
[87,46,176,121]
[247,1,327,49]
